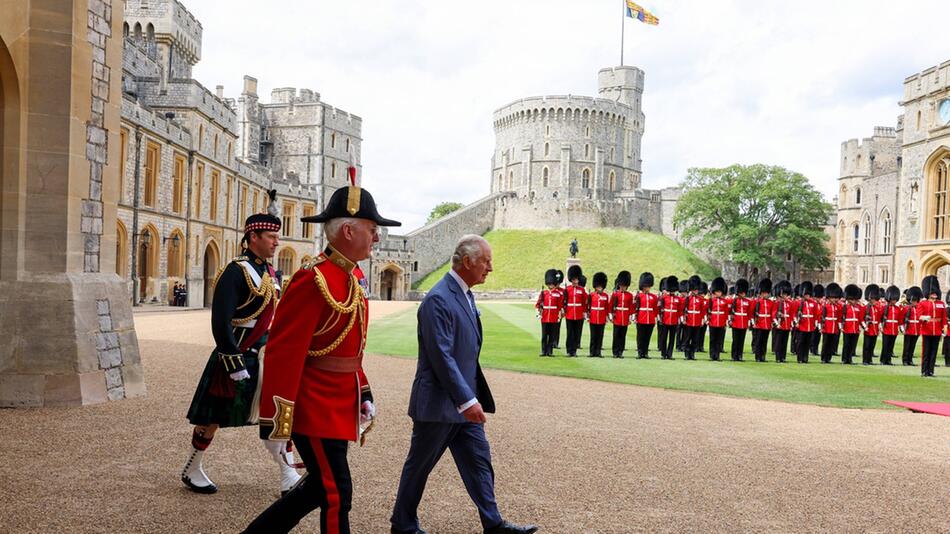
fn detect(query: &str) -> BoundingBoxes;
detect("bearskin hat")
[757,278,772,295]
[728,286,736,296]
[735,278,749,295]
[864,284,881,301]
[678,279,689,294]
[617,270,632,288]
[907,286,923,303]
[567,264,583,283]
[688,275,702,292]
[711,277,727,294]
[922,275,941,298]
[665,275,679,293]
[777,281,792,296]
[884,285,900,302]
[813,284,824,299]
[826,283,843,299]
[844,284,862,300]
[800,281,814,297]
[593,272,608,289]
[579,274,587,288]
[700,281,709,294]
[658,277,668,292]
[555,270,564,285]
[544,269,558,286]
[638,271,654,290]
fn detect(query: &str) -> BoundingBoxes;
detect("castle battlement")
[121,95,193,147]
[493,95,634,131]
[902,60,950,103]
[138,79,237,132]
[269,87,322,105]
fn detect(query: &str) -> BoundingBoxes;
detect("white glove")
[360,400,376,424]
[229,369,250,381]
[264,439,286,457]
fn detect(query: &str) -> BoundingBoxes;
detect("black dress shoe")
[484,521,539,534]
[391,528,427,534]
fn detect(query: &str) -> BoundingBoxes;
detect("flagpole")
[620,0,625,65]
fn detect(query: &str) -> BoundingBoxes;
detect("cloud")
[187,0,950,229]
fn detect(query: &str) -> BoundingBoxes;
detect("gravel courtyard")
[0,307,948,533]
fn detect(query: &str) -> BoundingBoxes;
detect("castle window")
[508,171,513,190]
[584,144,590,158]
[881,210,892,253]
[173,154,186,214]
[861,267,869,283]
[879,266,889,284]
[651,192,659,202]
[863,214,871,254]
[855,187,861,205]
[282,202,295,238]
[610,147,615,162]
[545,125,550,136]
[331,133,336,149]
[930,158,949,240]
[345,138,350,153]
[143,140,160,208]
[582,168,591,189]
[331,162,336,179]
[852,224,859,252]
[838,221,846,251]
[542,167,549,187]
[917,110,922,130]
[544,143,550,157]
[608,171,616,191]
[585,126,590,138]
[210,170,220,221]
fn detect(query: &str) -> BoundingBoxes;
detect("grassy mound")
[413,228,719,291]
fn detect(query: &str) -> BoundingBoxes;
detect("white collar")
[449,269,470,294]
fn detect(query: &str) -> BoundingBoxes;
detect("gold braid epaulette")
[307,266,366,357]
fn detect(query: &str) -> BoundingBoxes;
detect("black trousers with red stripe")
[243,434,351,534]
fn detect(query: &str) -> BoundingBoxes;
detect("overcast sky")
[189,0,950,231]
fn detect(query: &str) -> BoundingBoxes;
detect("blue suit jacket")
[408,272,495,423]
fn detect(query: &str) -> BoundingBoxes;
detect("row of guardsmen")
[535,265,948,377]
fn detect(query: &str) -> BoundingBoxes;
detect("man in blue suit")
[390,235,539,534]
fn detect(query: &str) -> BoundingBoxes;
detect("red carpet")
[884,401,950,417]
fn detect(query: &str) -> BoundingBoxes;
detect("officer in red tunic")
[728,279,752,361]
[771,281,796,363]
[587,272,610,357]
[819,283,843,363]
[657,276,682,359]
[861,284,883,365]
[631,272,657,359]
[241,178,401,534]
[902,286,923,366]
[793,282,819,363]
[681,275,706,360]
[840,284,863,365]
[607,271,633,358]
[535,269,564,357]
[750,278,774,362]
[707,277,729,361]
[879,285,903,366]
[918,275,946,377]
[563,265,587,357]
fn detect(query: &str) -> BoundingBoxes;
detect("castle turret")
[236,76,262,163]
[124,0,202,79]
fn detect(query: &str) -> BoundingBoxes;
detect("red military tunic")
[588,291,610,325]
[904,304,922,335]
[730,297,753,329]
[774,298,797,331]
[564,284,588,321]
[634,292,659,325]
[683,294,707,327]
[863,302,884,336]
[259,249,371,442]
[841,303,863,335]
[880,303,904,336]
[796,298,820,332]
[536,288,564,323]
[820,302,842,335]
[917,299,947,336]
[751,297,775,330]
[707,296,730,328]
[608,290,634,326]
[659,294,684,326]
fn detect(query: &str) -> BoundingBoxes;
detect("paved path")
[0,309,948,533]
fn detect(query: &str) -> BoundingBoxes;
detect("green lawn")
[367,302,950,409]
[413,228,719,291]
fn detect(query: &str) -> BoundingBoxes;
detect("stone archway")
[919,250,950,290]
[379,263,404,301]
[203,240,220,307]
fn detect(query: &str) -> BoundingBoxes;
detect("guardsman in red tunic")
[902,286,923,366]
[810,284,826,355]
[793,282,819,363]
[861,284,884,365]
[750,278,774,362]
[771,281,796,363]
[657,276,682,359]
[879,285,903,366]
[608,271,634,358]
[728,279,752,361]
[587,272,610,357]
[819,283,843,363]
[535,269,564,357]
[242,180,401,534]
[681,275,706,360]
[943,289,950,367]
[633,272,659,359]
[707,277,730,361]
[840,284,863,365]
[918,275,946,377]
[655,277,668,354]
[563,265,587,357]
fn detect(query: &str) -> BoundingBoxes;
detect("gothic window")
[345,138,350,153]
[210,170,220,221]
[585,126,591,138]
[331,162,336,179]
[855,187,862,205]
[863,214,871,254]
[608,171,616,191]
[331,133,336,149]
[584,144,590,158]
[545,125,550,136]
[544,142,549,157]
[852,223,859,253]
[144,141,160,208]
[610,147,615,162]
[582,168,591,189]
[542,167,549,188]
[508,171,513,190]
[880,210,892,253]
[838,221,846,251]
[840,184,847,207]
[931,159,949,240]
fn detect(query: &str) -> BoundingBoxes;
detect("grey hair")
[323,217,360,241]
[451,235,488,268]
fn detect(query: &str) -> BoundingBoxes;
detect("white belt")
[568,303,583,307]
[663,309,677,313]
[757,314,770,317]
[885,319,898,323]
[687,310,700,314]
[542,306,559,309]
[639,307,654,311]
[734,313,747,316]
[592,307,605,311]
[711,311,725,314]
[908,320,919,324]
[616,307,628,311]
[845,318,858,321]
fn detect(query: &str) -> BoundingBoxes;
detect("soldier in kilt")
[181,213,300,495]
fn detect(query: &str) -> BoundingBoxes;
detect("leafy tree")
[672,164,834,275]
[426,201,465,224]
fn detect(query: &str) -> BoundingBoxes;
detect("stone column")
[0,0,145,407]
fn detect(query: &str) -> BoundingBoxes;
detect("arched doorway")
[277,247,296,280]
[203,240,220,307]
[379,264,403,301]
[137,225,158,302]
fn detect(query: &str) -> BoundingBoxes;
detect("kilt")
[186,341,264,427]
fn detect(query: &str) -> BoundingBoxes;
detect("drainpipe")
[185,150,195,306]
[129,127,143,306]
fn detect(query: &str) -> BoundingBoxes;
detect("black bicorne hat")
[844,284,862,300]
[735,278,749,295]
[593,272,608,289]
[544,269,558,285]
[826,283,843,299]
[618,270,632,288]
[711,277,727,294]
[864,284,881,301]
[301,186,401,226]
[638,272,653,290]
[884,285,900,302]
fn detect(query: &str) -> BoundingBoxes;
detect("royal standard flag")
[626,1,659,25]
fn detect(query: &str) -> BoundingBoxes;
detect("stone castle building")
[835,59,950,289]
[119,0,367,306]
